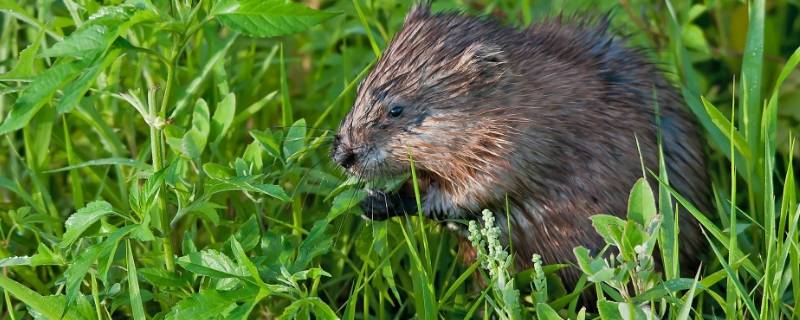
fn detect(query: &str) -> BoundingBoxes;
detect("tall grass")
[0,0,798,319]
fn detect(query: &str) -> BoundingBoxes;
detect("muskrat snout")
[331,134,358,169]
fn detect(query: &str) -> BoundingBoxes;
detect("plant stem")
[152,61,175,272]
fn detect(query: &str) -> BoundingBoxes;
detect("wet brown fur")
[332,4,709,290]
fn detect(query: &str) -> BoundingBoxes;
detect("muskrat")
[331,3,709,290]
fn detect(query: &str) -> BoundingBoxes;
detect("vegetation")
[0,0,798,318]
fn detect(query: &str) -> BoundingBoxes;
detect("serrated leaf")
[40,3,153,59]
[60,201,115,248]
[41,24,117,58]
[214,0,339,38]
[0,61,84,135]
[165,289,238,320]
[139,268,188,287]
[177,249,247,278]
[30,243,65,266]
[0,256,32,267]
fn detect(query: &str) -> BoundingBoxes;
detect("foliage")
[0,0,798,319]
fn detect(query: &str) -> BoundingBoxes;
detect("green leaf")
[60,201,115,248]
[138,268,188,288]
[597,300,622,319]
[626,178,657,226]
[40,3,154,59]
[64,225,138,310]
[292,219,332,271]
[0,244,64,267]
[277,297,339,320]
[44,157,150,173]
[177,249,247,278]
[740,0,764,159]
[0,31,43,79]
[0,61,83,135]
[283,118,306,161]
[233,215,261,251]
[171,35,238,119]
[676,270,702,320]
[589,214,626,248]
[250,183,290,202]
[242,141,263,171]
[0,256,33,267]
[182,99,211,159]
[211,93,236,144]
[573,246,613,283]
[681,24,710,55]
[41,24,117,59]
[250,129,282,161]
[56,49,122,113]
[536,303,564,320]
[0,275,85,320]
[0,177,39,211]
[700,96,750,159]
[213,0,339,38]
[126,241,146,320]
[165,289,238,320]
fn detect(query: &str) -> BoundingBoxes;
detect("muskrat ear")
[405,1,432,23]
[456,42,508,82]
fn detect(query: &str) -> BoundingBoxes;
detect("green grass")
[0,0,799,318]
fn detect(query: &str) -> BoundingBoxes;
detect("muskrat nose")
[333,148,358,169]
[331,135,358,169]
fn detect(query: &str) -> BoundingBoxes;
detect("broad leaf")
[292,220,332,271]
[165,289,238,320]
[214,0,339,38]
[536,303,564,320]
[0,31,43,79]
[589,214,626,248]
[0,275,85,320]
[211,93,236,144]
[177,249,247,279]
[0,61,83,135]
[56,49,122,113]
[40,3,154,59]
[627,178,657,226]
[60,201,115,248]
[283,118,306,161]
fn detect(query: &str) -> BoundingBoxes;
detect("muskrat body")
[331,4,709,289]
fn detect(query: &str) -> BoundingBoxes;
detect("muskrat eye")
[388,105,404,118]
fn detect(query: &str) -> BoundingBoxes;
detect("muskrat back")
[331,3,709,289]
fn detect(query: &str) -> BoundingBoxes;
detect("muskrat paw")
[360,190,393,220]
[360,189,418,221]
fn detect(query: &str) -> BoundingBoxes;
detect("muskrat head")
[332,4,517,183]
